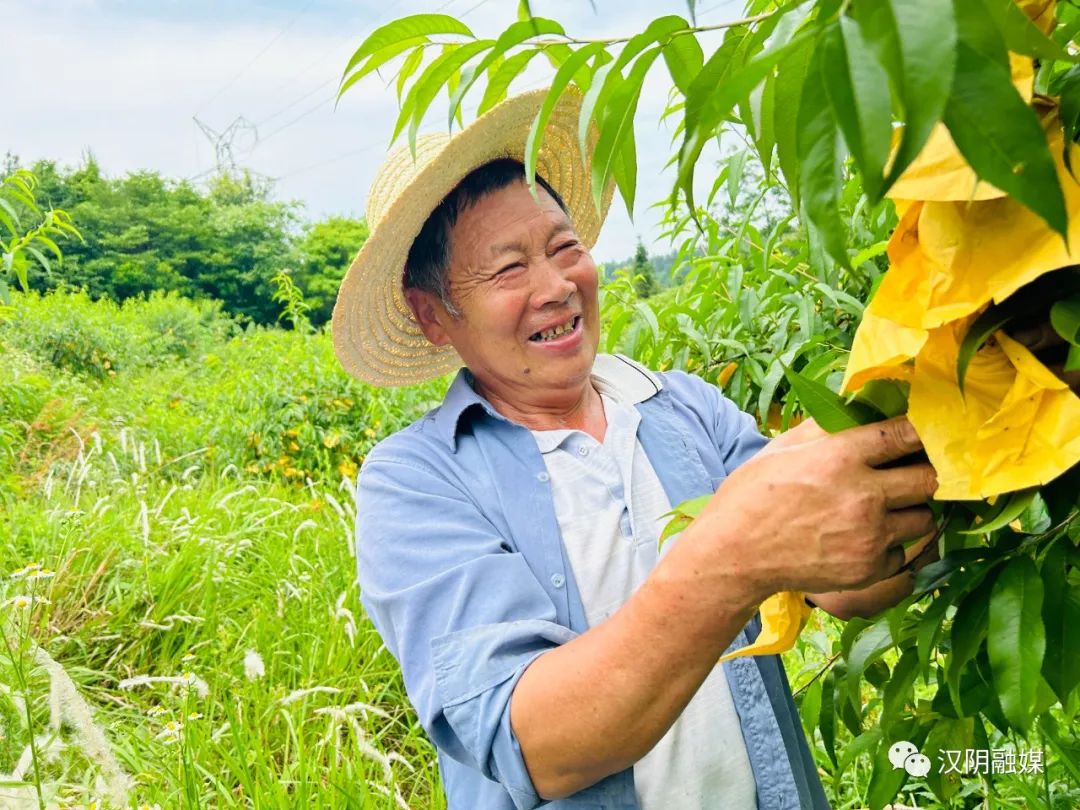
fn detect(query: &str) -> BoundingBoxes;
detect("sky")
[2,0,743,263]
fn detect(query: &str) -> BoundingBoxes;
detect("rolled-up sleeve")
[355,450,576,809]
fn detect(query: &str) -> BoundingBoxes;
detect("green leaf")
[657,493,711,551]
[523,43,608,192]
[983,0,1075,62]
[579,16,689,160]
[1067,343,1080,373]
[447,18,565,126]
[854,0,957,190]
[819,670,838,767]
[773,39,813,207]
[337,36,427,101]
[399,40,494,150]
[477,49,540,116]
[1057,65,1080,177]
[796,47,848,270]
[956,279,1059,391]
[661,30,704,95]
[821,18,892,202]
[845,619,893,707]
[677,31,805,210]
[946,572,997,715]
[1050,296,1080,347]
[396,46,426,102]
[958,489,1037,534]
[987,555,1045,733]
[748,72,776,177]
[340,14,474,84]
[1041,540,1080,704]
[943,41,1068,239]
[783,367,881,433]
[882,648,919,727]
[590,48,662,218]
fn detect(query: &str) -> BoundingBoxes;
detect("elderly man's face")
[410,179,600,403]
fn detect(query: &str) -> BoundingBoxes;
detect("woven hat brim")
[331,88,615,388]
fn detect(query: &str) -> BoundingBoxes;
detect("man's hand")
[689,416,938,602]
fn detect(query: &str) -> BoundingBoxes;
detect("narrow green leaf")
[984,0,1074,62]
[447,18,565,126]
[1057,65,1080,177]
[854,0,957,190]
[523,43,608,190]
[609,118,639,220]
[819,670,838,767]
[987,556,1045,733]
[337,36,427,101]
[959,489,1037,535]
[1067,343,1080,373]
[796,47,848,269]
[397,40,494,149]
[661,30,704,95]
[749,72,776,177]
[677,38,802,211]
[845,620,893,707]
[1050,296,1080,346]
[579,16,689,160]
[946,573,996,714]
[396,46,426,102]
[943,41,1068,239]
[882,649,920,724]
[477,49,539,116]
[657,493,712,551]
[773,40,813,207]
[25,246,51,276]
[590,48,662,219]
[340,14,474,83]
[1041,540,1080,704]
[821,18,892,202]
[783,367,881,433]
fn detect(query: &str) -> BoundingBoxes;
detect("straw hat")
[331,87,615,388]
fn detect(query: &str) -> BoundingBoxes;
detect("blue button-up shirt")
[354,353,830,810]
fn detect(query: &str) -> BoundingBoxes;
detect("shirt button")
[577,445,589,457]
[537,471,550,482]
[550,573,565,588]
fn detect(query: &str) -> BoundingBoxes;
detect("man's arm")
[511,416,936,800]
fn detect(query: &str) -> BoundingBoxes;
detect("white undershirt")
[529,385,758,810]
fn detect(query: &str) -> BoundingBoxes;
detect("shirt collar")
[432,353,663,452]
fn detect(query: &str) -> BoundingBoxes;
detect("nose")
[528,253,576,310]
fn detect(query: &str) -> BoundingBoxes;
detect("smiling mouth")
[529,315,580,342]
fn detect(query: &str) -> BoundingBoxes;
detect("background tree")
[630,238,658,298]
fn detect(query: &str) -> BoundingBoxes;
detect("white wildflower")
[26,568,55,581]
[243,650,265,681]
[9,562,42,579]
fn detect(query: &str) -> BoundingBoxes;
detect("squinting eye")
[497,262,524,274]
[557,241,580,252]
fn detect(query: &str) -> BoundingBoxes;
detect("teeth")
[533,317,576,342]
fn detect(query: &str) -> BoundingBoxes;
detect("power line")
[249,0,493,153]
[195,0,318,115]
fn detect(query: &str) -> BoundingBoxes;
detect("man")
[331,89,939,809]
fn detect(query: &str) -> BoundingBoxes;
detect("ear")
[404,286,452,347]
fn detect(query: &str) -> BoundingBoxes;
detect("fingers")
[875,462,938,509]
[884,506,937,546]
[759,417,827,456]
[843,416,924,467]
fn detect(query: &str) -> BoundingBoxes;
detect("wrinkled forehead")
[449,181,577,258]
